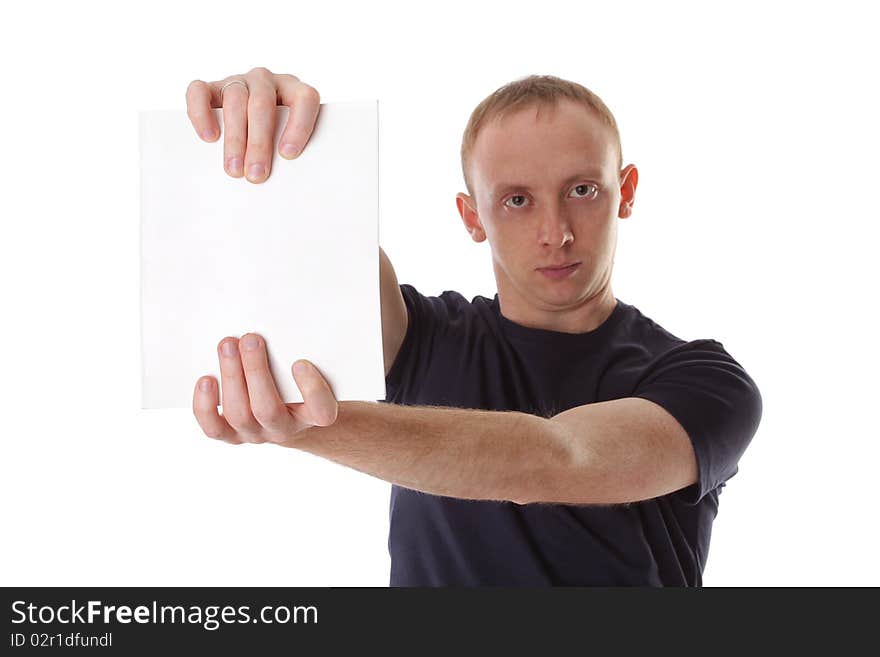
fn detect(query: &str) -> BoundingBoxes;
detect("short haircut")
[460,74,623,198]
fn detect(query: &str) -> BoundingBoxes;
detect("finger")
[238,333,297,438]
[217,337,264,442]
[192,376,242,444]
[243,68,278,183]
[185,80,219,142]
[292,360,338,427]
[275,75,321,160]
[209,76,249,178]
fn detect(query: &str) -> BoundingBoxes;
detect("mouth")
[536,261,581,279]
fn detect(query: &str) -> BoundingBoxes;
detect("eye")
[569,183,598,199]
[503,194,529,208]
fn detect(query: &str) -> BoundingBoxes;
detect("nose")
[538,205,574,248]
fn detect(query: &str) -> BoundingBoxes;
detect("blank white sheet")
[139,102,385,409]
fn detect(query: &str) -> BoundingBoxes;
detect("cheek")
[487,230,532,274]
[482,215,515,251]
[577,217,617,259]
[496,228,532,261]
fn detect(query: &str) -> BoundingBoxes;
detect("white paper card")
[139,102,385,409]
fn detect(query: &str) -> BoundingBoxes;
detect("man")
[186,66,762,586]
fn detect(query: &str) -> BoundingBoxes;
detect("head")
[456,75,638,329]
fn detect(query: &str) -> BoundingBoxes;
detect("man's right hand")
[185,67,321,183]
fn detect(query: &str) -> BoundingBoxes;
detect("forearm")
[288,401,568,504]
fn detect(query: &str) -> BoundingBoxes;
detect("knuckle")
[186,79,205,94]
[248,66,273,79]
[186,106,204,121]
[265,430,288,444]
[299,84,320,104]
[222,87,249,106]
[245,141,270,157]
[223,136,246,154]
[240,358,264,376]
[222,409,254,431]
[248,95,276,113]
[252,403,284,427]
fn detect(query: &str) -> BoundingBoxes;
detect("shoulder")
[614,300,690,348]
[612,300,762,413]
[399,283,496,332]
[614,301,744,366]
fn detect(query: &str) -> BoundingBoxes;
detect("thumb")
[292,360,338,426]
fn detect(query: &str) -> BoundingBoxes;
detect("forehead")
[471,99,618,192]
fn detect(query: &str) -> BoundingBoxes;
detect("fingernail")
[241,335,259,351]
[280,143,298,158]
[227,157,243,175]
[221,341,237,357]
[201,129,216,141]
[293,361,308,377]
[200,378,212,391]
[247,163,265,181]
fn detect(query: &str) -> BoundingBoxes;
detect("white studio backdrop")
[1,0,877,586]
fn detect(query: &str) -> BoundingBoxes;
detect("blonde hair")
[460,74,623,197]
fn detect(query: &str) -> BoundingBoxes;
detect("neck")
[497,279,617,335]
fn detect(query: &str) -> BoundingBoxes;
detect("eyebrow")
[491,170,606,196]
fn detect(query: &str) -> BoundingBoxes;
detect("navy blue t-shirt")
[384,284,763,586]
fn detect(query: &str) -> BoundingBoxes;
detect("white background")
[1,0,877,586]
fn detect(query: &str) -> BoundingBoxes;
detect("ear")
[456,192,487,242]
[618,164,638,219]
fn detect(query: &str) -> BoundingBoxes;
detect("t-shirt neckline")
[491,294,626,344]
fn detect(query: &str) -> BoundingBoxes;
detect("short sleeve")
[631,339,763,505]
[384,283,450,403]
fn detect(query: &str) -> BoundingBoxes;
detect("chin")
[531,283,589,307]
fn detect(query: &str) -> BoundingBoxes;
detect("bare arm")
[292,401,555,504]
[379,247,408,377]
[289,397,695,505]
[194,334,699,505]
[188,70,698,505]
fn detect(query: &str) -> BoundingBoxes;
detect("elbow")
[512,415,585,506]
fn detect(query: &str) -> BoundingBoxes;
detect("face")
[457,99,637,331]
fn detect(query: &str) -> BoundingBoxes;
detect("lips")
[536,261,581,280]
[537,261,581,271]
